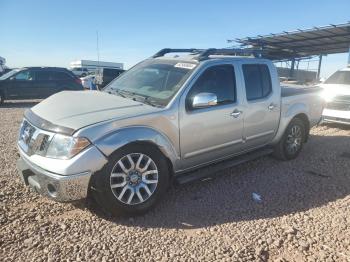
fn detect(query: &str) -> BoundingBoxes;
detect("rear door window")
[242,64,272,101]
[36,71,52,81]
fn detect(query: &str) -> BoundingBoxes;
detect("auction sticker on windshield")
[174,63,197,70]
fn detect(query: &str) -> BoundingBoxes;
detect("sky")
[1,0,350,78]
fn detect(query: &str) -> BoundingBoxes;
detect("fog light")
[47,184,57,197]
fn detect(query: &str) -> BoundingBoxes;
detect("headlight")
[321,89,337,102]
[46,134,91,160]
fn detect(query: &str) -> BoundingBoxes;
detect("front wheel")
[91,144,170,216]
[273,118,306,160]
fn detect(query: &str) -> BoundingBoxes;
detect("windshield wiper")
[137,95,162,108]
[106,89,130,98]
[107,89,162,107]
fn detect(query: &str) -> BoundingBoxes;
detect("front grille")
[326,102,350,111]
[334,95,350,102]
[18,120,53,156]
[323,116,350,124]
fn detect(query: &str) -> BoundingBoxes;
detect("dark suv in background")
[95,68,124,89]
[0,67,83,104]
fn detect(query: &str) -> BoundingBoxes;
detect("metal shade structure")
[230,22,350,60]
[229,22,350,79]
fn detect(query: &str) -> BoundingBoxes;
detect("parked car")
[0,67,83,104]
[70,67,90,77]
[320,67,350,125]
[16,49,324,215]
[95,68,124,89]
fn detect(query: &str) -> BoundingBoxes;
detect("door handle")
[268,103,276,111]
[230,109,242,118]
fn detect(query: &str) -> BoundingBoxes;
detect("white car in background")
[321,67,350,125]
[70,67,90,77]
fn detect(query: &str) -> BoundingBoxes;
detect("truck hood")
[30,91,159,131]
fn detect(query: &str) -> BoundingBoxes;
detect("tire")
[91,143,170,216]
[0,92,4,105]
[273,118,306,161]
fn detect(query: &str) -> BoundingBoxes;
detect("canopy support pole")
[289,58,295,79]
[317,55,323,80]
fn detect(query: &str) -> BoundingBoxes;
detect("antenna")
[96,30,100,68]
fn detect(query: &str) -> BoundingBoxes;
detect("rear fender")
[271,103,309,144]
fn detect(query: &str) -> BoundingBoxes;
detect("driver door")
[179,64,244,170]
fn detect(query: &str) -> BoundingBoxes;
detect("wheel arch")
[292,113,310,142]
[94,126,179,174]
[272,105,311,145]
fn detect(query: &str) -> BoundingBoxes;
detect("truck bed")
[281,85,322,97]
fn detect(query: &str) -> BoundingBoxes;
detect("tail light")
[75,78,82,85]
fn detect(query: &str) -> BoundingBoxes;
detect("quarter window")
[187,65,236,109]
[242,64,272,101]
[52,71,71,80]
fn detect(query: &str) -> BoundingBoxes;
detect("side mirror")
[192,92,217,109]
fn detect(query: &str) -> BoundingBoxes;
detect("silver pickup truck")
[17,49,324,215]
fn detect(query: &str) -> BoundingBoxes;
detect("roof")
[231,22,350,60]
[152,48,265,62]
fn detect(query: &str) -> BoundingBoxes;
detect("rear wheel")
[0,92,4,105]
[92,144,170,216]
[273,118,306,160]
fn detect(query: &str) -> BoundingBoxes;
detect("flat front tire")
[91,144,170,216]
[273,118,306,160]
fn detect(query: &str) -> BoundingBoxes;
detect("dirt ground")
[0,100,349,261]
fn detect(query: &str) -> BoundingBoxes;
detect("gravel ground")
[0,100,350,262]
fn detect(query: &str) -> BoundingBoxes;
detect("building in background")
[69,60,124,77]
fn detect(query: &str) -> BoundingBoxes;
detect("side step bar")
[175,147,274,184]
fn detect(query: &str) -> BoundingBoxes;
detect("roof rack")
[152,48,263,61]
[152,48,202,58]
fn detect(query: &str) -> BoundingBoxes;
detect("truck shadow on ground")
[86,134,350,229]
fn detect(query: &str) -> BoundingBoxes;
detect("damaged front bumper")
[17,156,92,202]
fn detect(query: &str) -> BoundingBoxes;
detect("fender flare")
[93,126,179,169]
[272,103,310,144]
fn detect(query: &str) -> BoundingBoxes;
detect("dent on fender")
[94,126,179,167]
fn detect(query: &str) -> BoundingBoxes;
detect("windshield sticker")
[174,63,196,70]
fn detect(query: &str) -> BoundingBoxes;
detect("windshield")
[325,70,350,85]
[104,59,196,107]
[0,69,21,80]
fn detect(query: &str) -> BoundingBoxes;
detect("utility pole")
[96,31,100,66]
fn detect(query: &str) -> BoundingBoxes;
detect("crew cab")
[321,67,350,125]
[16,49,324,215]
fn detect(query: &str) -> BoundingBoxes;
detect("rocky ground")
[0,100,349,262]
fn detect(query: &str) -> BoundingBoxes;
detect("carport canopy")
[230,22,350,61]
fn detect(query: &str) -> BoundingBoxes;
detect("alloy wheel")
[285,125,302,155]
[110,153,159,205]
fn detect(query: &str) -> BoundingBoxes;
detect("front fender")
[94,126,179,168]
